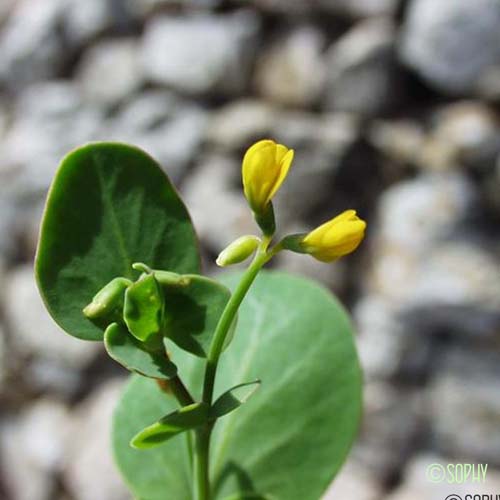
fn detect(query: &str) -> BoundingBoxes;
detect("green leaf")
[211,381,261,419]
[162,275,234,358]
[104,323,177,380]
[124,275,164,342]
[35,142,200,341]
[113,271,362,500]
[131,402,209,450]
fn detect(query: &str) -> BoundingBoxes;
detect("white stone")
[254,26,326,107]
[1,399,71,500]
[141,11,260,95]
[4,265,101,368]
[65,380,129,500]
[400,0,500,94]
[77,38,142,106]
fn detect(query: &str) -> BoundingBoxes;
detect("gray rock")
[325,19,401,115]
[106,90,208,182]
[206,99,276,151]
[323,459,383,500]
[430,374,500,465]
[141,11,260,95]
[63,0,120,49]
[0,0,16,25]
[368,119,426,167]
[318,0,399,18]
[254,26,327,107]
[236,0,398,18]
[354,296,406,380]
[0,324,7,387]
[76,38,143,107]
[3,265,101,369]
[126,0,220,18]
[369,173,476,303]
[408,242,500,309]
[1,81,103,197]
[400,0,500,94]
[65,379,129,500]
[387,454,500,500]
[353,382,423,481]
[181,155,255,253]
[0,398,72,500]
[0,0,67,87]
[423,101,500,169]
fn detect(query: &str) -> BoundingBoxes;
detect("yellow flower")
[302,210,366,262]
[242,139,294,214]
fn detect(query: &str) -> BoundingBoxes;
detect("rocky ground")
[1,0,500,499]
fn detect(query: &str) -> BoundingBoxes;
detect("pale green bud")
[216,235,261,267]
[83,277,132,322]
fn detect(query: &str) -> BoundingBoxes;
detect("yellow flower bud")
[242,139,294,214]
[301,210,366,262]
[216,235,261,267]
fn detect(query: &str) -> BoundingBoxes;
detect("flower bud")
[242,139,294,216]
[83,277,132,322]
[216,235,261,267]
[301,210,366,262]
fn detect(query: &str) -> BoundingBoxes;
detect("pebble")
[65,379,129,500]
[400,0,500,94]
[141,11,261,95]
[76,38,143,107]
[254,26,326,107]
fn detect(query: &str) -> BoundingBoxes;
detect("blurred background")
[1,0,500,499]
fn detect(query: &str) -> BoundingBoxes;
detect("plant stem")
[192,247,270,500]
[169,375,195,406]
[193,426,211,500]
[202,250,269,404]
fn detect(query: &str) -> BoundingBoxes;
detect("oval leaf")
[113,271,362,500]
[104,323,177,380]
[131,402,209,450]
[35,142,200,341]
[210,381,261,419]
[162,275,233,358]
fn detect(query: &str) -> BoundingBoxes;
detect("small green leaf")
[83,277,132,328]
[124,275,164,342]
[211,381,261,419]
[35,142,200,341]
[162,275,234,358]
[131,402,209,450]
[104,323,177,380]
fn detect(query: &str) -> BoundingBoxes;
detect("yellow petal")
[267,148,294,203]
[242,139,294,213]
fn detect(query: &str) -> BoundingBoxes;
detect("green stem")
[202,250,269,404]
[193,426,211,500]
[192,247,270,500]
[169,375,195,406]
[158,376,195,473]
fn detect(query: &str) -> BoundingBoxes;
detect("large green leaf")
[35,143,200,341]
[113,271,362,500]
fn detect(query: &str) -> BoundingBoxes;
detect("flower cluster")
[217,139,367,265]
